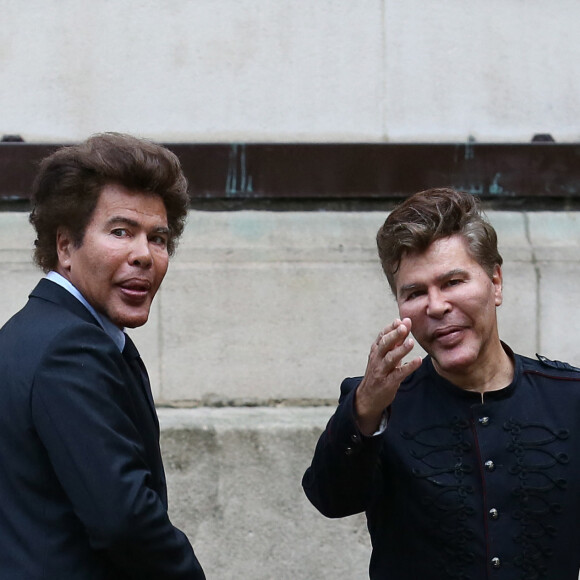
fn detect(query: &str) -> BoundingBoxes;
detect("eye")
[111,228,129,238]
[405,289,425,301]
[150,234,168,247]
[446,278,463,287]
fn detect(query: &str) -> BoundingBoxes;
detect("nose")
[426,288,450,318]
[129,234,152,268]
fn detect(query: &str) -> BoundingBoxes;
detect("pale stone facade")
[1,0,579,576]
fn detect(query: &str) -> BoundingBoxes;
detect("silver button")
[489,508,499,520]
[479,416,490,425]
[485,460,495,471]
[345,447,354,456]
[351,433,360,443]
[491,557,501,568]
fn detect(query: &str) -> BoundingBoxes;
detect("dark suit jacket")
[0,279,205,579]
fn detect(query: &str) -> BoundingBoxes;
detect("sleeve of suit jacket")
[302,377,385,518]
[30,322,205,580]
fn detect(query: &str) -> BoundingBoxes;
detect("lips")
[431,325,466,345]
[118,278,152,301]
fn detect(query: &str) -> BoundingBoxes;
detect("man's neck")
[433,340,515,394]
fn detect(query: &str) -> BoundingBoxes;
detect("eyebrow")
[398,268,469,295]
[438,268,469,281]
[106,216,170,234]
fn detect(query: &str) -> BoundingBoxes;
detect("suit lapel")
[33,278,159,426]
[122,333,159,427]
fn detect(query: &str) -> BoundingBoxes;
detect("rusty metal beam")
[1,142,580,205]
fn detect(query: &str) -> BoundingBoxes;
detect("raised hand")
[354,318,422,436]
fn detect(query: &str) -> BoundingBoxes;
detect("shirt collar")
[46,271,126,352]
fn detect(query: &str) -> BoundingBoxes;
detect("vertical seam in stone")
[523,212,541,354]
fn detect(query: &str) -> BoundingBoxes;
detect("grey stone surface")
[2,210,580,401]
[528,212,580,262]
[160,408,370,580]
[537,261,580,364]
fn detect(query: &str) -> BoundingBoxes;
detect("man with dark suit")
[0,133,206,579]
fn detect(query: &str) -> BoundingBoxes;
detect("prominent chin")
[121,314,149,329]
[112,307,150,329]
[432,348,478,375]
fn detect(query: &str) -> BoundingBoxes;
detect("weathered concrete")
[2,1,580,143]
[131,209,579,403]
[160,407,370,580]
[1,210,580,402]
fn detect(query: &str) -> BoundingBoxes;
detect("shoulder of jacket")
[534,353,580,374]
[399,357,429,391]
[339,376,363,395]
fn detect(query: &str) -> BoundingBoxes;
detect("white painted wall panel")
[0,0,384,142]
[2,1,577,142]
[383,0,580,141]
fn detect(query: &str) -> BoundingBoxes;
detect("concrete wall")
[1,0,580,143]
[2,0,580,576]
[5,210,580,405]
[102,210,580,402]
[159,407,370,580]
[1,209,579,578]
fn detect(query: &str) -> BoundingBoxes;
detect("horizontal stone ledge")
[158,406,336,432]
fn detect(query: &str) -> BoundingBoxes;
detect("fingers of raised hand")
[390,354,422,383]
[359,322,421,414]
[368,319,416,376]
[381,335,414,372]
[374,319,410,355]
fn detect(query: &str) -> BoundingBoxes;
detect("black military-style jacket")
[303,345,580,580]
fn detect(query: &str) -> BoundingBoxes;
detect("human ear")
[56,227,73,271]
[492,265,503,306]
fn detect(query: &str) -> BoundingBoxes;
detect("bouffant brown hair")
[377,188,503,294]
[29,132,189,272]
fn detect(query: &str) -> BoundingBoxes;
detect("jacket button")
[491,557,501,568]
[345,446,354,456]
[478,416,490,425]
[489,508,499,520]
[351,433,360,443]
[485,460,495,471]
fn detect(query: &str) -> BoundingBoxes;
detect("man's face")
[395,235,503,381]
[56,183,170,329]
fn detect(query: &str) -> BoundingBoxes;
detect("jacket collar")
[30,277,99,326]
[44,272,125,351]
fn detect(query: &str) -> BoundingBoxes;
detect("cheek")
[153,254,169,283]
[463,291,498,328]
[398,303,411,319]
[397,301,423,327]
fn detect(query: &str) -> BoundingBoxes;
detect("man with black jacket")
[303,188,580,579]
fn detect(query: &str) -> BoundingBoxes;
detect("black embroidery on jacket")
[402,417,475,579]
[504,419,569,580]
